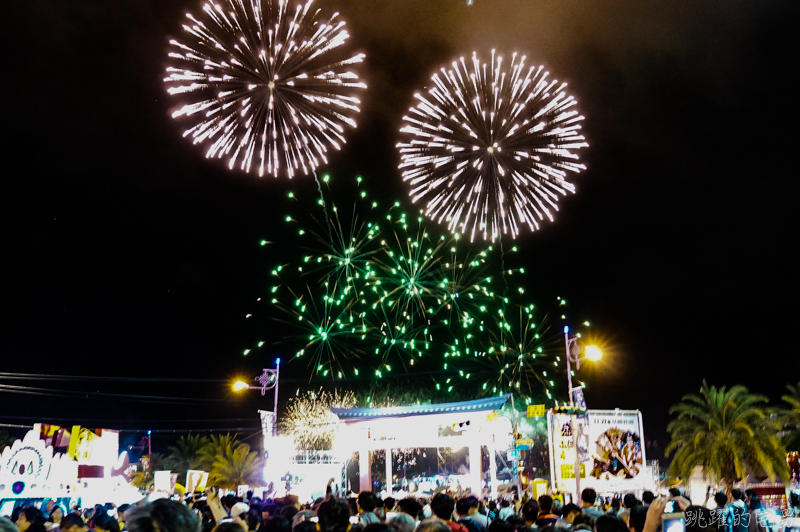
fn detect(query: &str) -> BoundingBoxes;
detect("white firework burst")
[397,50,588,241]
[165,0,366,177]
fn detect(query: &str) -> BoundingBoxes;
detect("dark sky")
[3,0,798,459]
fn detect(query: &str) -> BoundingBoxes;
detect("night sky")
[3,0,798,460]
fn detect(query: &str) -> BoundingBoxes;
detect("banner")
[260,410,276,458]
[186,470,209,493]
[548,409,646,493]
[154,470,172,493]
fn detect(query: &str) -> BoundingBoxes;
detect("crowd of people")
[2,486,798,532]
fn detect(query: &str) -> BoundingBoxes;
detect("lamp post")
[234,359,280,436]
[563,327,601,503]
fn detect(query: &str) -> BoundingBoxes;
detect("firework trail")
[398,50,587,241]
[165,0,366,177]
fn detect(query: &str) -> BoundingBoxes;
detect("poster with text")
[548,409,646,494]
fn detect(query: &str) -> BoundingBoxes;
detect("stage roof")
[330,394,512,421]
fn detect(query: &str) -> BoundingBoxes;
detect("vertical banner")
[259,410,276,459]
[549,410,646,493]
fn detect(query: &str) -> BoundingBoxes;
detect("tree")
[666,381,789,491]
[166,434,209,486]
[0,430,16,452]
[780,381,800,452]
[206,443,265,490]
[196,434,242,472]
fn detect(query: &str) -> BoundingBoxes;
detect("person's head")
[744,489,757,502]
[686,507,718,532]
[456,497,479,517]
[317,499,351,532]
[581,489,597,507]
[279,507,298,523]
[610,499,621,511]
[713,493,727,509]
[293,522,316,532]
[212,523,244,532]
[358,492,377,513]
[260,516,291,532]
[82,509,94,522]
[562,504,581,524]
[47,507,65,524]
[430,494,455,522]
[0,517,19,532]
[500,500,510,509]
[396,499,421,520]
[117,505,132,524]
[486,521,513,532]
[538,496,554,513]
[627,505,648,532]
[521,501,539,524]
[641,492,654,505]
[416,520,450,532]
[126,500,200,532]
[748,496,762,511]
[16,508,45,532]
[93,514,119,532]
[731,489,744,501]
[552,499,563,517]
[388,514,415,532]
[384,498,396,512]
[667,489,681,498]
[60,514,87,532]
[790,492,800,509]
[595,515,627,532]
[622,495,638,510]
[362,524,393,532]
[507,516,526,529]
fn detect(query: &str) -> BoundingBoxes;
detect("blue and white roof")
[330,394,511,421]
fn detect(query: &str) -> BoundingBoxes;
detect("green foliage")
[205,443,265,491]
[666,381,789,490]
[165,434,209,485]
[0,430,16,452]
[780,381,800,452]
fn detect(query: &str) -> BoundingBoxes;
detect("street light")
[233,359,281,436]
[563,326,602,503]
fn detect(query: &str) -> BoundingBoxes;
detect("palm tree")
[166,434,209,485]
[666,381,789,491]
[207,444,265,490]
[196,434,242,472]
[780,381,800,452]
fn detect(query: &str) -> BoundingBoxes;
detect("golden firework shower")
[165,0,366,177]
[398,50,588,241]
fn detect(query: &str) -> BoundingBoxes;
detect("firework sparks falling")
[165,0,366,177]
[398,50,588,241]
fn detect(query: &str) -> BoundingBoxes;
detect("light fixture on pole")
[563,326,601,503]
[234,359,281,436]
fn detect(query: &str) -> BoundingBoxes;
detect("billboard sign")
[548,409,646,493]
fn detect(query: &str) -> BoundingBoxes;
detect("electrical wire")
[0,383,254,404]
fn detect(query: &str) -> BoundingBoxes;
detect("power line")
[0,383,253,404]
[0,372,227,383]
[0,415,257,423]
[0,423,261,434]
